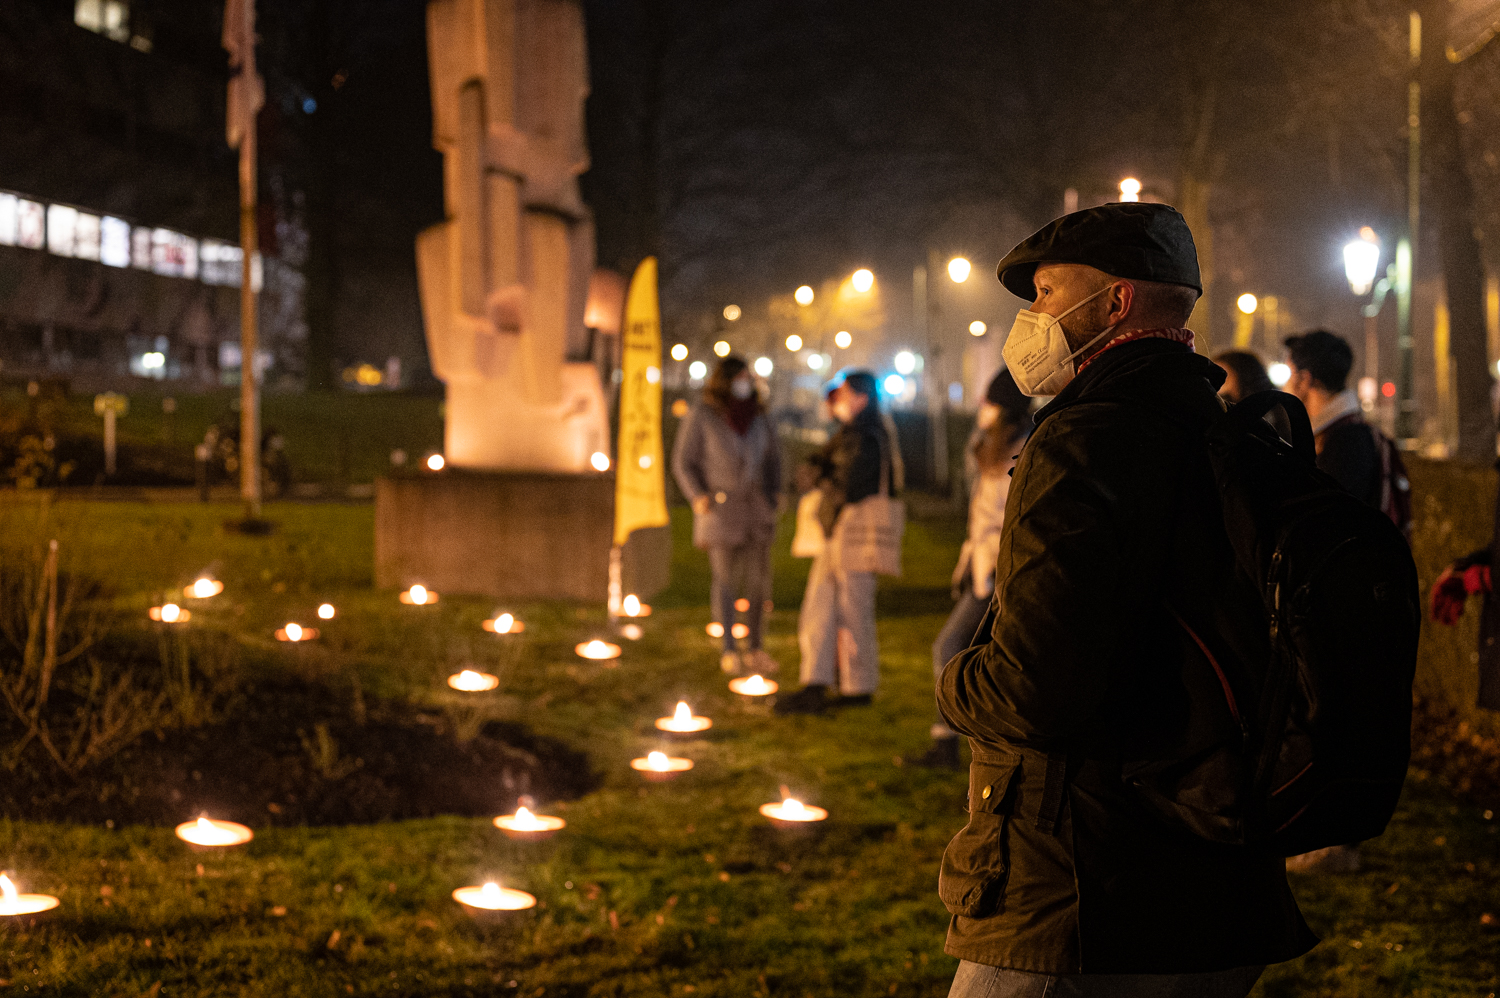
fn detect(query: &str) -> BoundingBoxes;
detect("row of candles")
[0,579,800,921]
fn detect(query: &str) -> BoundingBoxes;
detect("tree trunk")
[1421,0,1495,461]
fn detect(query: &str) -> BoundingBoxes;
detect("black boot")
[912,737,962,770]
[773,684,830,715]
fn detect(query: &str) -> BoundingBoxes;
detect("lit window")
[100,217,130,267]
[76,0,132,44]
[0,194,17,246]
[151,228,198,278]
[131,226,152,268]
[16,200,45,249]
[74,212,102,261]
[47,205,78,256]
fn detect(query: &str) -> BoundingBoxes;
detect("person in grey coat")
[672,356,783,676]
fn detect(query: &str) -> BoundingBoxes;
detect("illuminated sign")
[151,227,197,278]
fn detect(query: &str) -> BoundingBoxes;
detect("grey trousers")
[948,961,1264,998]
[797,545,879,695]
[931,588,991,738]
[708,542,769,652]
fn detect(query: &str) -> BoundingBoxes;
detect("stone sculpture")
[417,0,609,472]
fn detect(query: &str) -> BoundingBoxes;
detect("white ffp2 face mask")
[1001,284,1117,397]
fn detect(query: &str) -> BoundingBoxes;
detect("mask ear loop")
[1056,284,1123,367]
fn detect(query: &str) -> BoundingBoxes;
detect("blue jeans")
[948,961,1263,998]
[931,588,991,738]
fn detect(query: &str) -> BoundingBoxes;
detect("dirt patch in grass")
[0,677,598,827]
[1409,693,1500,808]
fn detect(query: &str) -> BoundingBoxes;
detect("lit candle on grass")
[149,603,190,623]
[705,622,724,639]
[620,623,644,641]
[452,880,536,919]
[576,639,621,662]
[317,603,336,620]
[731,623,750,640]
[630,750,693,781]
[482,612,525,634]
[448,669,499,692]
[655,701,712,734]
[275,622,318,642]
[175,816,253,849]
[729,674,777,697]
[0,873,59,917]
[620,595,652,617]
[760,797,829,828]
[400,585,439,605]
[493,805,566,841]
[185,578,224,599]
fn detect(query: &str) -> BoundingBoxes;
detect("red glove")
[1463,564,1492,595]
[1430,566,1470,625]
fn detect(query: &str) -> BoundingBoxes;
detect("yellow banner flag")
[615,257,670,546]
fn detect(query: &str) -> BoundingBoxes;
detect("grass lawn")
[0,496,1497,996]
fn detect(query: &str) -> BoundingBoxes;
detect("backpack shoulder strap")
[1220,390,1317,469]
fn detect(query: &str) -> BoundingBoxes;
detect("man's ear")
[1108,280,1134,325]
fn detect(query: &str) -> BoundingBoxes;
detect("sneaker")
[911,737,962,770]
[742,648,780,675]
[719,651,743,676]
[1285,844,1362,874]
[773,684,830,715]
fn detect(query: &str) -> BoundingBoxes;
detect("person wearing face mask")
[776,368,901,715]
[936,203,1315,996]
[671,356,783,676]
[914,368,1032,770]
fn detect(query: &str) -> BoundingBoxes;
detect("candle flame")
[622,594,641,616]
[745,674,767,693]
[481,882,502,904]
[160,603,181,623]
[197,817,214,832]
[318,603,336,620]
[513,806,540,830]
[495,612,514,633]
[285,622,303,642]
[0,873,15,903]
[586,640,606,656]
[647,751,669,771]
[191,578,219,598]
[409,585,428,604]
[673,701,692,723]
[782,798,805,817]
[706,622,724,638]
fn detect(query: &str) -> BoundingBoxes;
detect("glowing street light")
[670,343,688,361]
[834,330,852,349]
[894,350,917,375]
[883,374,906,396]
[851,268,874,293]
[947,257,971,283]
[753,356,773,377]
[1268,362,1291,387]
[794,285,814,306]
[713,340,731,357]
[688,361,707,380]
[426,453,445,471]
[785,334,803,351]
[807,354,826,370]
[1237,293,1258,315]
[1119,178,1142,202]
[723,304,742,321]
[969,320,987,336]
[1343,229,1381,296]
[590,451,611,472]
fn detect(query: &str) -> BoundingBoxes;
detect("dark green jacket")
[936,340,1318,974]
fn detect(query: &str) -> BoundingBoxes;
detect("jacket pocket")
[938,754,1020,918]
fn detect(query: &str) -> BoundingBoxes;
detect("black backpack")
[1204,390,1420,855]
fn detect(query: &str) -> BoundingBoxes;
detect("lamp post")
[1343,228,1384,394]
[914,254,972,492]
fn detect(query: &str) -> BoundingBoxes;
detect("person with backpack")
[777,368,902,715]
[1283,330,1411,536]
[915,369,1031,770]
[935,203,1321,996]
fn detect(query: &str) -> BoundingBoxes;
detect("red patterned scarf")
[1077,328,1196,374]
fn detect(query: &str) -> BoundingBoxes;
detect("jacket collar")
[1034,338,1225,430]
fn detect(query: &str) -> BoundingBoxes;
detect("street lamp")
[851,269,874,293]
[894,350,917,375]
[947,257,971,283]
[1237,294,1258,315]
[1343,229,1380,296]
[969,320,987,337]
[785,334,803,352]
[834,330,852,349]
[794,285,814,306]
[723,304,742,321]
[713,340,731,357]
[754,356,773,377]
[670,343,688,361]
[1119,178,1141,202]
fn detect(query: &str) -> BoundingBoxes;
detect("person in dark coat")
[1430,465,1500,711]
[1283,330,1381,509]
[936,203,1315,996]
[776,368,899,715]
[672,356,782,676]
[1213,350,1275,404]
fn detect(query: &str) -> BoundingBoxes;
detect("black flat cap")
[996,202,1202,301]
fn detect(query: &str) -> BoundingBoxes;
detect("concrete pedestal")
[375,470,670,602]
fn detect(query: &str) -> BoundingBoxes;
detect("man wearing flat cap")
[935,203,1316,996]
